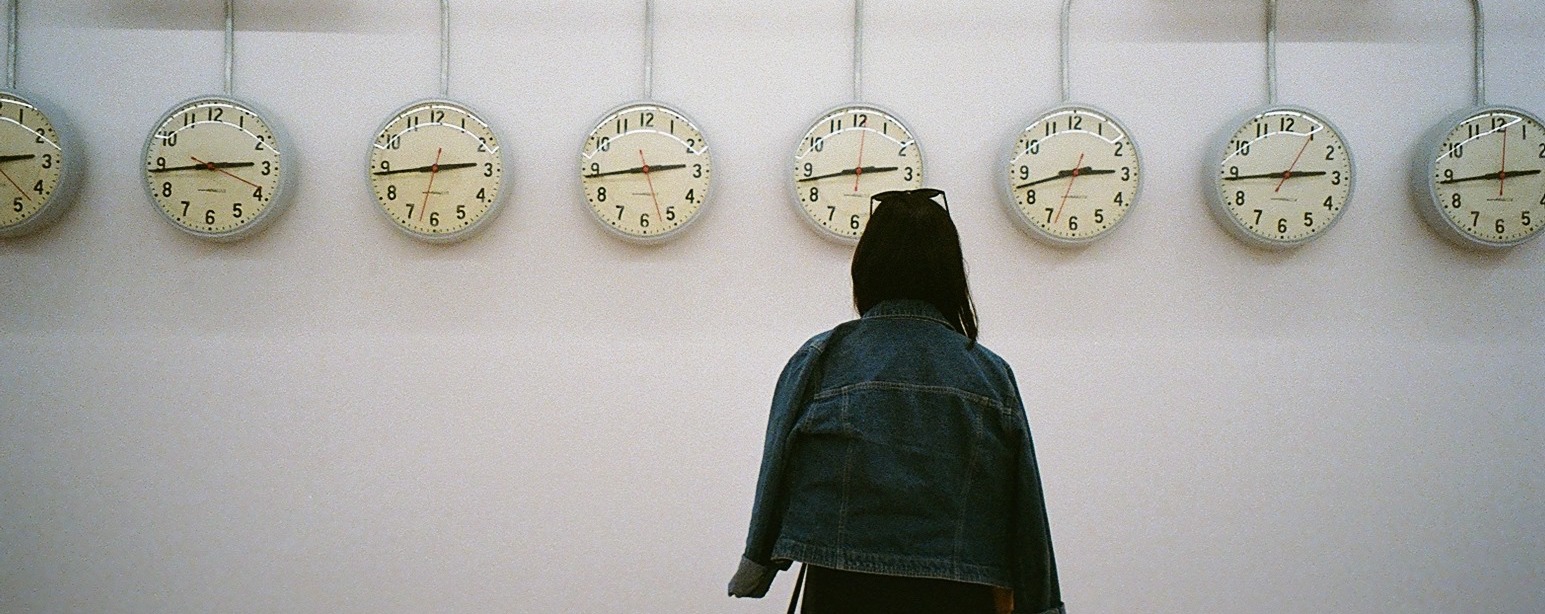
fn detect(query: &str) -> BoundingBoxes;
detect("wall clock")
[791,0,922,244]
[140,1,293,242]
[0,1,81,238]
[1207,0,1354,249]
[367,2,505,243]
[580,0,712,244]
[1002,0,1140,246]
[1414,1,1545,249]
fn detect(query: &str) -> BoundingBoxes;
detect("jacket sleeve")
[1006,366,1066,614]
[728,336,825,598]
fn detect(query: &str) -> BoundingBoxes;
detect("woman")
[728,189,1064,614]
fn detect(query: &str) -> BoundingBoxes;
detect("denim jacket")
[729,300,1064,614]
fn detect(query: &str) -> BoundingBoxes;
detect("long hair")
[851,192,979,342]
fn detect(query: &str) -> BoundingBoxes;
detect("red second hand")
[419,147,442,221]
[191,156,261,190]
[1499,127,1508,197]
[853,127,868,192]
[0,166,32,203]
[638,149,663,222]
[1275,134,1314,193]
[1053,153,1085,224]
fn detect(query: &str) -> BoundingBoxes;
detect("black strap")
[786,563,807,614]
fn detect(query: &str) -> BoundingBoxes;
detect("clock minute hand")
[0,153,37,164]
[1015,167,1114,189]
[149,161,256,173]
[373,162,480,176]
[797,165,900,183]
[1222,170,1328,181]
[1439,169,1542,185]
[582,163,688,179]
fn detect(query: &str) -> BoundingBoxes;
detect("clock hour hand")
[0,153,36,164]
[149,161,256,173]
[1438,169,1542,185]
[1222,170,1327,181]
[797,165,900,183]
[373,161,480,176]
[583,163,688,179]
[1015,167,1116,189]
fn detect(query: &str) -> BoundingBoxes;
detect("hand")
[583,163,687,179]
[796,166,899,183]
[374,161,479,176]
[1016,167,1115,189]
[148,160,256,173]
[1222,170,1327,181]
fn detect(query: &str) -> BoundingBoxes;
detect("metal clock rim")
[1416,103,1544,250]
[997,101,1142,248]
[578,98,714,245]
[140,94,295,242]
[0,88,81,238]
[365,97,509,244]
[1206,103,1357,250]
[788,101,925,246]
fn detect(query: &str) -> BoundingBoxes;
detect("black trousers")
[800,565,996,614]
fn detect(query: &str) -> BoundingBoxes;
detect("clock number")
[828,118,843,133]
[903,167,914,181]
[639,112,654,127]
[639,213,650,228]
[476,139,489,153]
[1044,120,1058,137]
[614,205,624,220]
[1113,141,1125,157]
[1228,166,1239,179]
[598,136,611,152]
[1467,123,1482,138]
[1255,122,1269,138]
[162,132,177,148]
[1449,143,1464,159]
[385,136,401,150]
[181,201,190,216]
[208,107,223,122]
[430,109,445,123]
[1522,211,1532,226]
[1094,209,1105,224]
[1493,116,1508,130]
[161,182,173,198]
[182,112,195,127]
[10,197,20,212]
[615,117,629,133]
[429,212,440,227]
[1235,191,1245,207]
[856,114,869,127]
[1025,189,1036,205]
[407,116,420,129]
[685,138,697,153]
[405,203,415,218]
[1331,170,1342,185]
[1121,167,1131,181]
[254,136,266,151]
[1018,165,1030,181]
[849,214,860,230]
[685,188,697,204]
[1113,192,1124,206]
[251,186,263,200]
[1442,169,1453,182]
[665,207,676,221]
[693,164,704,178]
[802,162,813,178]
[809,187,819,202]
[155,157,166,170]
[232,203,243,219]
[1068,216,1079,231]
[811,136,824,153]
[387,185,397,201]
[476,188,487,203]
[205,209,216,225]
[1280,116,1295,132]
[1069,116,1083,131]
[34,128,45,144]
[1451,193,1461,209]
[379,160,390,173]
[1277,218,1288,234]
[31,180,41,195]
[826,206,836,222]
[596,186,607,202]
[1539,193,1545,206]
[261,161,272,176]
[1323,196,1334,210]
[1325,145,1336,161]
[484,162,494,177]
[1043,209,1054,223]
[1303,212,1313,227]
[897,145,909,157]
[589,162,600,175]
[1252,209,1263,225]
[457,205,466,220]
[1538,142,1545,158]
[1495,219,1505,235]
[1028,139,1040,155]
[1470,211,1480,227]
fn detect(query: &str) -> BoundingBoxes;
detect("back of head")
[851,191,979,342]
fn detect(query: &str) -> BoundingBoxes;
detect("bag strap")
[785,563,807,614]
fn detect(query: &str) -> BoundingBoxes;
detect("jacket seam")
[812,380,1013,415]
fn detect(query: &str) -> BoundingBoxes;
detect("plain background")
[2,0,1542,612]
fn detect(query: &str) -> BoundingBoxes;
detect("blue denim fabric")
[730,300,1063,614]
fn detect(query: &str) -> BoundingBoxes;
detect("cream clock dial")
[143,97,291,241]
[369,100,505,242]
[1419,107,1545,249]
[1004,106,1139,245]
[0,91,78,238]
[1209,107,1353,249]
[793,104,922,243]
[580,101,711,243]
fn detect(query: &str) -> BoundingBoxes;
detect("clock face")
[369,100,505,242]
[1211,107,1353,248]
[792,104,922,243]
[0,91,71,237]
[580,101,711,242]
[1004,106,1139,244]
[1424,107,1545,248]
[143,97,288,241]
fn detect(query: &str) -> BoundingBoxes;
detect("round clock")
[0,91,80,238]
[1002,105,1139,245]
[368,100,505,243]
[142,96,293,241]
[1208,106,1354,249]
[792,104,923,243]
[1416,106,1545,249]
[580,101,711,243]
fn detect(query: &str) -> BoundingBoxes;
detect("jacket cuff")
[727,556,779,598]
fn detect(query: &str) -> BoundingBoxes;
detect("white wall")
[2,0,1542,612]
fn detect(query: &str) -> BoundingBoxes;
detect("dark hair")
[851,191,979,342]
